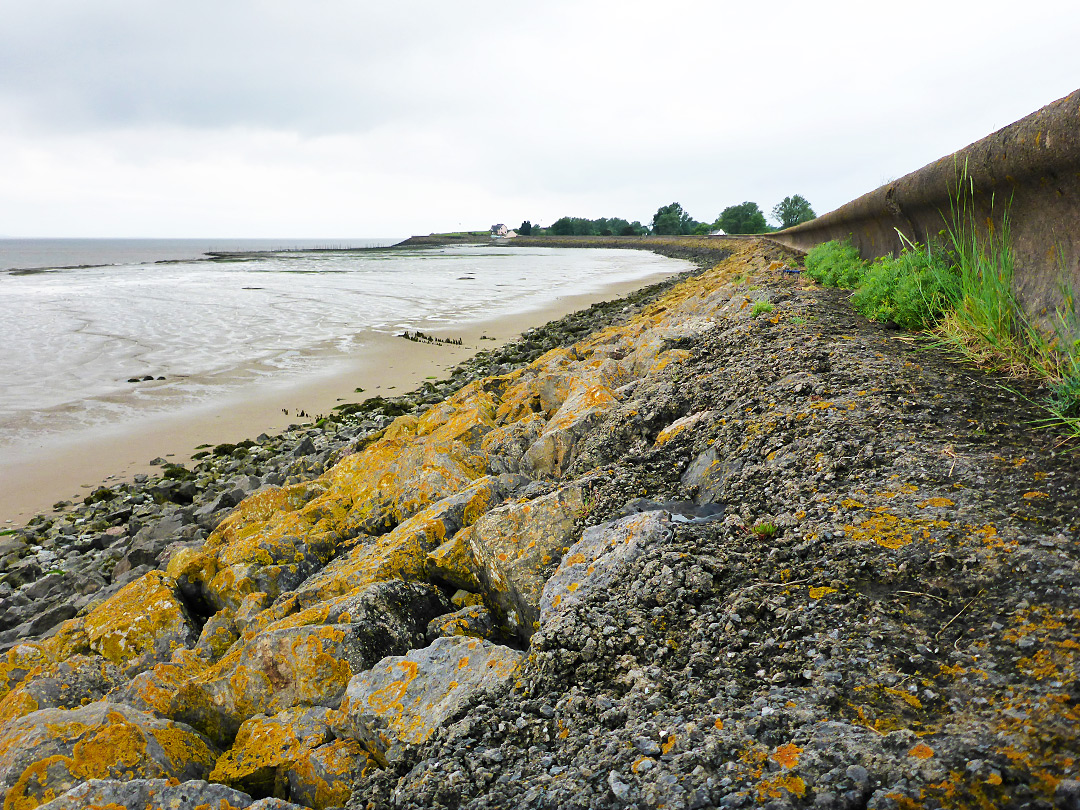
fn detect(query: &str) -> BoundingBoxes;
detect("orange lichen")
[772,743,802,769]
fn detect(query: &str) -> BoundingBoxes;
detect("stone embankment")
[1,239,1078,810]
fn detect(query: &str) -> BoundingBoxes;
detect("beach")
[0,267,681,526]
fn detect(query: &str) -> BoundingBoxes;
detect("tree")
[652,202,695,236]
[771,195,816,230]
[716,201,768,235]
[519,220,533,236]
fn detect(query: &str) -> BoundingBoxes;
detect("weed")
[0,529,16,537]
[789,315,807,325]
[752,521,779,539]
[804,239,865,288]
[851,241,959,330]
[751,301,774,318]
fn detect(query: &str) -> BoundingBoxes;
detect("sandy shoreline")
[0,270,678,526]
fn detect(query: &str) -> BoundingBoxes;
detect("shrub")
[851,245,959,330]
[804,240,865,288]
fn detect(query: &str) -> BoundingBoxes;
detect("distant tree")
[620,222,646,236]
[716,201,769,234]
[551,217,574,236]
[690,222,713,235]
[771,195,816,230]
[652,202,697,235]
[519,220,533,236]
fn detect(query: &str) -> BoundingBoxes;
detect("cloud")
[1,0,1077,235]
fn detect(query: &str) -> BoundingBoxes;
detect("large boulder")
[0,702,218,810]
[0,655,123,727]
[35,778,306,809]
[464,483,587,639]
[209,706,335,797]
[335,636,522,765]
[523,385,620,478]
[539,511,671,634]
[171,580,450,745]
[65,571,199,676]
[286,739,376,810]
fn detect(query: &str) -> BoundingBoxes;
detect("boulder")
[0,654,124,727]
[0,702,219,810]
[335,636,522,765]
[35,778,306,809]
[75,571,199,675]
[425,605,497,642]
[286,739,376,810]
[464,483,587,639]
[539,511,670,633]
[523,385,620,478]
[210,706,335,797]
[172,580,450,745]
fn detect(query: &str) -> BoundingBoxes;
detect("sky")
[1,0,1077,238]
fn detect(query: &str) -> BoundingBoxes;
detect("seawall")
[770,88,1080,325]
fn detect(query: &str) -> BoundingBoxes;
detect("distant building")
[709,229,726,236]
[491,224,508,236]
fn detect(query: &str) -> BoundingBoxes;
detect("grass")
[801,171,1080,440]
[751,301,774,318]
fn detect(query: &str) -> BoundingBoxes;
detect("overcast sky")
[1,1,1077,238]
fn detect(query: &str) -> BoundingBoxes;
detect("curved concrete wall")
[771,89,1080,324]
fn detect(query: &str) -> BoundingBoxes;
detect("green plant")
[928,162,1080,440]
[804,239,866,288]
[850,239,959,330]
[751,521,779,539]
[751,301,774,318]
[789,315,807,325]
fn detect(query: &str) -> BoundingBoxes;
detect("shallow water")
[0,244,685,455]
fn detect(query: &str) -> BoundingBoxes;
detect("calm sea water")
[0,237,397,273]
[0,240,686,456]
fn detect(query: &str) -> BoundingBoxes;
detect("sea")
[0,238,686,461]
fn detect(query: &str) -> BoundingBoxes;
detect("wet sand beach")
[0,271,677,526]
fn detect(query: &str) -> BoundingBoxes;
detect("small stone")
[608,770,632,801]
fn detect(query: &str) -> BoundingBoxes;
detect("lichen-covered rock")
[171,581,450,745]
[65,571,199,676]
[425,605,497,642]
[0,702,219,810]
[35,778,307,809]
[286,738,375,810]
[480,413,546,475]
[209,706,335,797]
[465,483,587,639]
[335,636,522,765]
[523,384,620,478]
[0,655,123,727]
[192,609,240,662]
[282,474,524,612]
[539,510,670,633]
[0,645,51,700]
[426,530,484,593]
[109,649,208,717]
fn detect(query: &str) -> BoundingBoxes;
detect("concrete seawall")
[771,88,1080,324]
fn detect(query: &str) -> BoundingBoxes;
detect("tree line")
[517,195,815,237]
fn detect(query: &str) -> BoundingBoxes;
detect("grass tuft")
[802,163,1080,440]
[751,301,774,318]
